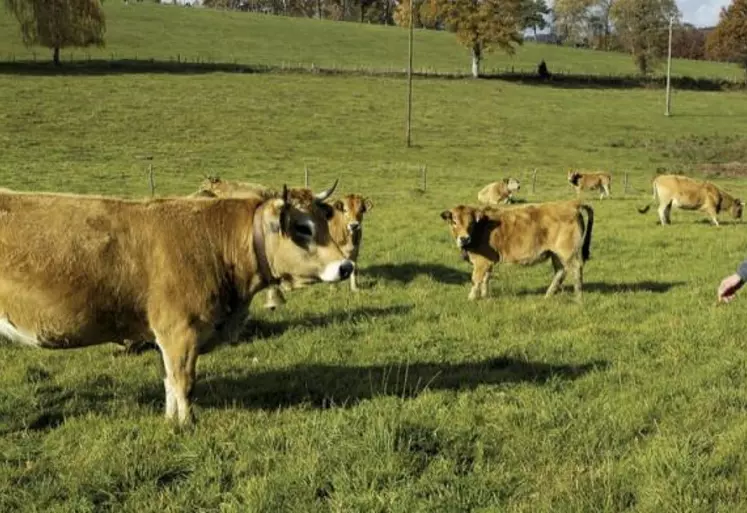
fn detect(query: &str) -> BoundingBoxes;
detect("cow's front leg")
[349,267,359,292]
[480,264,493,298]
[469,259,491,300]
[155,327,199,425]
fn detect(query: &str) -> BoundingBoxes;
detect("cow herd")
[0,169,742,425]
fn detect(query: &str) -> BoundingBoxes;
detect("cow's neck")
[252,204,280,288]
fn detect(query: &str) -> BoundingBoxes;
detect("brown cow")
[192,176,272,200]
[440,200,594,301]
[567,170,611,199]
[637,174,743,226]
[477,178,521,205]
[0,182,353,424]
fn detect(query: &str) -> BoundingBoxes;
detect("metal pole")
[665,15,673,117]
[405,0,414,147]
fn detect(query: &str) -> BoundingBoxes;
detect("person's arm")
[718,259,747,303]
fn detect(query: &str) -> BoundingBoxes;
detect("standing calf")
[567,170,612,200]
[440,201,594,300]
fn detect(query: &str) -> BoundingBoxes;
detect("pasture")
[3,11,747,511]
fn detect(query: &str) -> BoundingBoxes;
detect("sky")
[677,0,729,27]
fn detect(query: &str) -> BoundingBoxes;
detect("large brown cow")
[0,182,353,424]
[567,170,611,199]
[477,178,521,205]
[637,174,743,226]
[440,200,594,300]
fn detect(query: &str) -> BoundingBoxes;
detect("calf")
[440,201,594,300]
[567,170,611,199]
[477,178,521,205]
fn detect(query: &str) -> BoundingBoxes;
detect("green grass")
[2,69,747,511]
[0,1,744,79]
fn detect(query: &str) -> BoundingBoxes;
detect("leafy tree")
[394,0,442,29]
[552,0,594,44]
[609,0,679,74]
[672,23,705,60]
[520,0,549,37]
[706,0,747,76]
[437,0,524,78]
[4,0,106,65]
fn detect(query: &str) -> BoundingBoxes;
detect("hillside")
[0,2,742,79]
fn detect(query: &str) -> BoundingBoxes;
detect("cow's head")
[333,194,373,234]
[503,177,521,192]
[567,170,581,185]
[732,199,744,220]
[258,180,354,287]
[440,205,486,249]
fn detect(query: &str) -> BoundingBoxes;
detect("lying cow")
[196,177,373,309]
[477,178,521,205]
[567,170,611,200]
[637,174,743,226]
[0,181,353,424]
[440,200,594,301]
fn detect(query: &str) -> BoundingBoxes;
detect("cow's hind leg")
[155,329,199,425]
[545,255,566,297]
[658,202,672,225]
[264,286,286,310]
[570,258,584,302]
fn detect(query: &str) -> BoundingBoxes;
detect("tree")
[706,0,747,76]
[672,23,706,60]
[609,0,679,74]
[4,0,105,65]
[437,0,524,78]
[394,0,442,29]
[520,0,549,37]
[552,0,594,44]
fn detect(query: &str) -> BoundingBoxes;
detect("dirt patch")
[699,162,747,178]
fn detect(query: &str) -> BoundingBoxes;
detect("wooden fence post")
[421,164,427,192]
[532,168,537,194]
[624,172,629,196]
[304,164,309,188]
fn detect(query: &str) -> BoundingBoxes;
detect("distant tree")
[706,0,747,76]
[3,0,106,65]
[520,0,549,37]
[393,0,441,29]
[609,0,679,74]
[437,0,524,78]
[552,0,594,44]
[672,23,706,60]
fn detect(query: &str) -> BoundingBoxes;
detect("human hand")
[718,274,744,303]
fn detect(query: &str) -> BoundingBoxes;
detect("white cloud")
[678,0,729,27]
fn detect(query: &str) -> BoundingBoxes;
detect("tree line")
[4,0,747,78]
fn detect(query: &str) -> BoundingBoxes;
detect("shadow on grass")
[517,280,687,296]
[115,304,415,356]
[0,60,742,91]
[162,356,610,411]
[365,262,469,285]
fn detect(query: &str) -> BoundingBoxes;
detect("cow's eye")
[294,223,314,239]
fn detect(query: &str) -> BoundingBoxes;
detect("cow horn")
[314,179,339,201]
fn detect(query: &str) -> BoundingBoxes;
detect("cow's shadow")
[115,304,415,355]
[143,356,610,412]
[516,280,686,296]
[365,262,469,285]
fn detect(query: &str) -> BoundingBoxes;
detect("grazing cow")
[0,182,353,424]
[477,178,521,205]
[637,174,743,226]
[191,176,271,199]
[440,200,594,300]
[567,170,612,199]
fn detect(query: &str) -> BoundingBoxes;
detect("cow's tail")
[637,181,659,214]
[579,204,594,262]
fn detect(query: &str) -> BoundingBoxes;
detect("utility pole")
[405,0,414,147]
[665,15,673,117]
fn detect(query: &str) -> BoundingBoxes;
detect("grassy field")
[3,6,747,510]
[0,1,744,79]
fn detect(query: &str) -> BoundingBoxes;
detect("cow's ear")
[363,198,373,212]
[440,210,452,222]
[475,209,487,223]
[502,178,509,184]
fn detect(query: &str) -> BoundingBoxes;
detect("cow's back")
[477,182,507,205]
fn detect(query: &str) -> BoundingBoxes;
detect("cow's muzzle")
[319,259,355,282]
[347,222,361,232]
[457,236,471,248]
